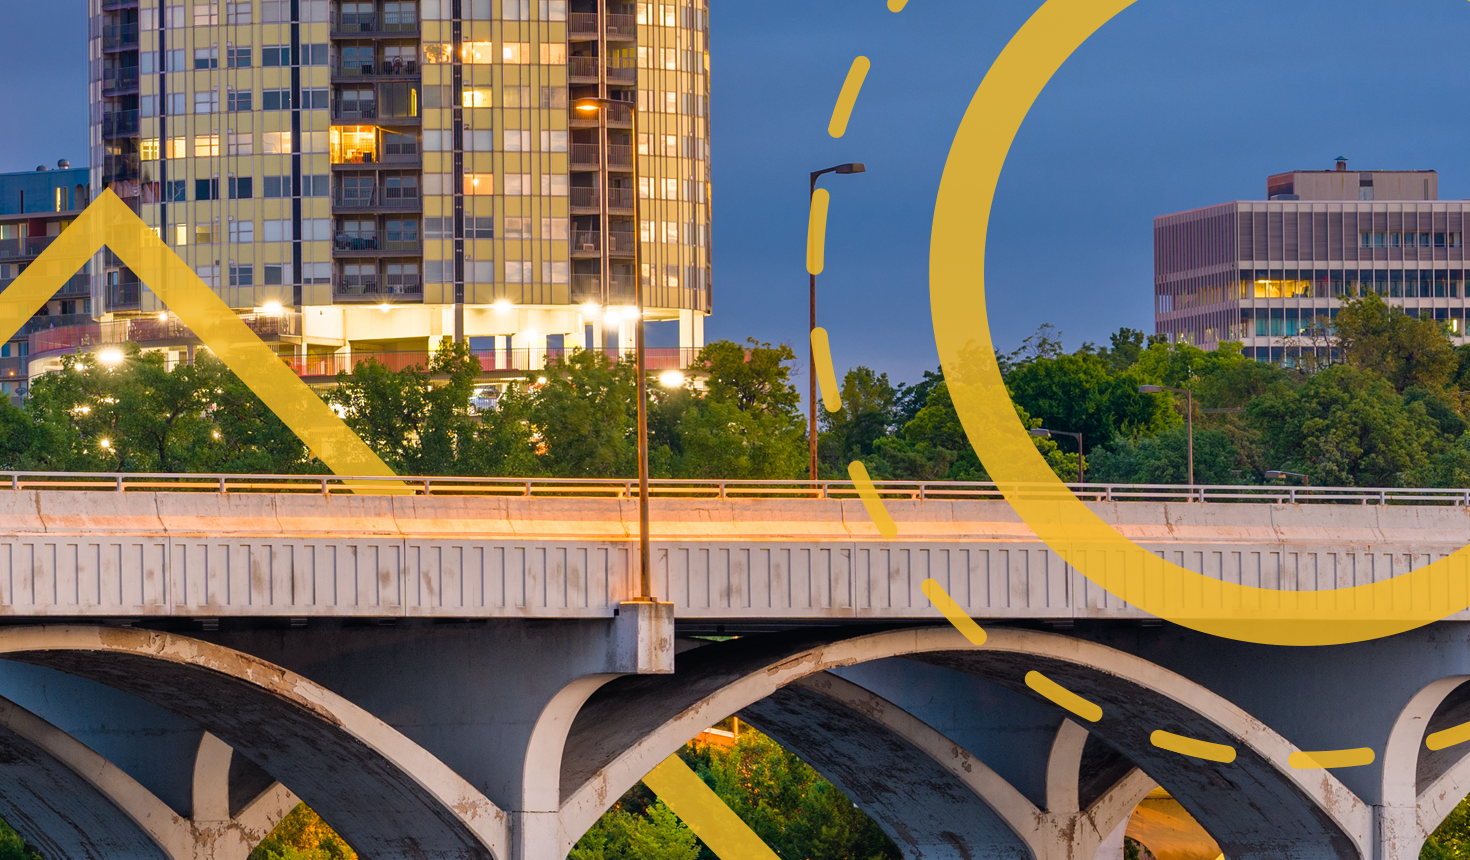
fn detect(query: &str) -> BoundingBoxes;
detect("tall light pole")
[1029,428,1083,484]
[1139,384,1193,487]
[808,163,865,483]
[576,97,652,602]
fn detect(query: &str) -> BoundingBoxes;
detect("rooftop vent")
[57,159,70,169]
[1335,157,1348,172]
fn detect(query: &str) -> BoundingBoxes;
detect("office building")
[85,0,710,380]
[0,164,92,400]
[1154,159,1467,362]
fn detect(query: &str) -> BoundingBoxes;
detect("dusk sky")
[8,0,1470,387]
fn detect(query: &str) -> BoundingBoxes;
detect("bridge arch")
[559,627,1371,860]
[0,626,509,860]
[1382,675,1470,859]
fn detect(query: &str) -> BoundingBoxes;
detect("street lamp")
[1138,384,1194,488]
[1030,428,1084,484]
[808,162,865,483]
[1265,470,1310,486]
[575,96,653,602]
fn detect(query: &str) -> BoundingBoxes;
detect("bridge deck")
[0,490,1466,620]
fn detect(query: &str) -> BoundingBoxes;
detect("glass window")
[504,0,529,19]
[228,177,253,199]
[263,89,291,110]
[195,134,220,156]
[226,2,251,23]
[141,138,160,161]
[539,86,568,109]
[228,89,252,111]
[195,179,219,202]
[540,0,566,19]
[463,42,494,63]
[465,173,494,195]
[505,174,531,195]
[194,2,218,26]
[464,87,492,107]
[262,45,289,66]
[502,42,531,64]
[423,43,453,64]
[227,131,252,155]
[194,89,219,113]
[263,131,292,153]
[194,47,219,69]
[227,46,251,67]
[540,43,566,64]
[471,217,494,238]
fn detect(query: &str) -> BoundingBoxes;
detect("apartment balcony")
[332,235,422,255]
[571,231,601,255]
[103,153,140,184]
[102,23,139,50]
[570,144,600,169]
[570,187,599,210]
[569,56,600,81]
[330,11,418,36]
[102,110,139,138]
[102,66,140,95]
[607,231,637,256]
[287,346,700,380]
[569,12,599,37]
[332,277,423,301]
[330,59,420,79]
[0,236,56,262]
[101,0,139,10]
[332,99,378,120]
[331,151,422,168]
[607,65,637,84]
[605,13,637,37]
[607,145,633,168]
[332,191,422,212]
[608,187,636,211]
[29,312,300,359]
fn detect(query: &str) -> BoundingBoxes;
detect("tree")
[1087,427,1246,485]
[505,349,638,477]
[1335,293,1457,392]
[249,804,355,860]
[1005,353,1181,451]
[1422,794,1470,860]
[819,367,899,474]
[0,818,42,860]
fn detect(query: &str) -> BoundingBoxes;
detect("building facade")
[85,0,710,381]
[1153,160,1467,362]
[0,165,93,400]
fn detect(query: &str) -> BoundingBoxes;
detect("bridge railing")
[1,472,1470,505]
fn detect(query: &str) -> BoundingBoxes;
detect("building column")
[677,310,704,365]
[617,321,635,363]
[513,331,549,372]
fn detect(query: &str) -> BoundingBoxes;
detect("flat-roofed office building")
[85,0,711,381]
[1154,159,1466,362]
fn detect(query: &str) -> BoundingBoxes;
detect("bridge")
[0,475,1469,860]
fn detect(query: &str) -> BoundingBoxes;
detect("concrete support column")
[512,331,548,372]
[617,321,635,362]
[677,309,704,364]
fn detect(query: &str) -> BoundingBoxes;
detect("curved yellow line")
[1150,730,1236,764]
[848,461,897,539]
[1025,670,1102,722]
[887,0,909,11]
[807,188,830,276]
[1288,748,1375,770]
[810,327,843,413]
[927,0,1470,645]
[920,578,987,645]
[828,57,871,138]
[1427,721,1470,751]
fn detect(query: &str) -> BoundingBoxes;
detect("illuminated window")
[539,43,566,64]
[195,134,220,157]
[329,126,377,164]
[263,131,293,154]
[54,188,64,212]
[465,174,494,195]
[196,223,217,244]
[463,42,494,64]
[464,87,493,107]
[175,223,188,246]
[423,43,453,64]
[194,2,218,26]
[502,42,531,64]
[141,138,160,161]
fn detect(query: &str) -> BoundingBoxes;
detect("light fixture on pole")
[1265,470,1310,486]
[808,162,865,484]
[576,96,653,602]
[1138,384,1194,488]
[1029,427,1084,484]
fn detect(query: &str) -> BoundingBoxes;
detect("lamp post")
[1265,470,1310,486]
[1030,428,1084,484]
[575,96,652,602]
[1138,384,1194,488]
[808,163,865,483]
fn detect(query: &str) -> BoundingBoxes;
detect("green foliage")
[1424,794,1470,859]
[568,801,700,860]
[1336,293,1457,392]
[0,817,43,860]
[249,804,356,860]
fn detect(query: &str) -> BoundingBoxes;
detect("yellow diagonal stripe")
[828,57,871,138]
[810,327,842,413]
[2,192,397,481]
[807,188,830,275]
[887,0,908,11]
[1428,720,1470,751]
[1150,730,1236,764]
[643,755,780,860]
[1025,670,1102,722]
[920,578,986,646]
[1288,748,1375,770]
[848,461,897,539]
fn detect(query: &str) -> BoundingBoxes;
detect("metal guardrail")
[3,475,1470,503]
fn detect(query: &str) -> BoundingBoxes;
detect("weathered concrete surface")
[2,492,1470,618]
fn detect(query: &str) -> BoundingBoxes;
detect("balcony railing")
[607,231,637,254]
[333,235,422,253]
[608,188,636,210]
[102,66,140,93]
[333,99,377,120]
[606,13,637,36]
[570,187,599,208]
[289,346,701,379]
[571,273,636,302]
[332,58,419,76]
[607,65,636,83]
[570,144,600,166]
[29,313,300,357]
[332,190,421,211]
[605,102,633,124]
[102,23,139,49]
[568,56,600,78]
[572,231,600,252]
[569,12,599,35]
[102,111,140,138]
[381,13,418,31]
[332,277,423,299]
[607,145,633,167]
[332,12,377,31]
[104,153,140,183]
[0,236,57,262]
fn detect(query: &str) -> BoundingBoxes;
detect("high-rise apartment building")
[0,165,92,400]
[1154,159,1468,362]
[87,0,710,377]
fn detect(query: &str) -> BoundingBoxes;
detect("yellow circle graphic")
[929,0,1470,646]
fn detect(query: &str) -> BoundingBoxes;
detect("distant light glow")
[157,311,169,322]
[97,349,124,366]
[581,301,601,316]
[98,439,111,449]
[262,301,283,316]
[659,370,685,388]
[618,306,639,320]
[493,299,514,312]
[379,303,392,313]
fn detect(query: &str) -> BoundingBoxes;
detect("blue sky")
[9,0,1470,387]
